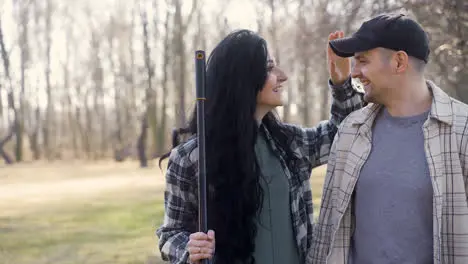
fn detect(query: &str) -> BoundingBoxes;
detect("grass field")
[0,161,326,264]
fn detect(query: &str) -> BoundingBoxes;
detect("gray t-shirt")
[349,108,433,264]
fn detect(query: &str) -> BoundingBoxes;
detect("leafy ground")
[0,161,326,264]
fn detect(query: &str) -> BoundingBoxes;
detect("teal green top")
[253,130,301,264]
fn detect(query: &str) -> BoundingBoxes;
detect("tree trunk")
[146,4,159,157]
[127,5,137,141]
[300,58,311,125]
[174,0,186,128]
[29,107,41,160]
[62,29,72,159]
[138,6,155,165]
[297,0,312,125]
[108,20,124,155]
[84,92,93,159]
[137,112,149,167]
[172,0,197,128]
[0,18,16,164]
[16,2,30,162]
[157,9,172,155]
[44,0,54,160]
[0,126,14,164]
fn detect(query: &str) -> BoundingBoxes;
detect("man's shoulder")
[451,98,468,118]
[429,80,467,130]
[450,98,468,135]
[447,98,468,159]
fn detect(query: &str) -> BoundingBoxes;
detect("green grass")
[0,162,327,264]
[311,165,327,208]
[0,189,166,264]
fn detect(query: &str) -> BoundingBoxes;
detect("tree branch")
[182,0,198,33]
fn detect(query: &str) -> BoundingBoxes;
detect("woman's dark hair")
[160,29,298,264]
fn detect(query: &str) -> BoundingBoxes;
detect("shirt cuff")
[329,77,355,101]
[328,76,352,89]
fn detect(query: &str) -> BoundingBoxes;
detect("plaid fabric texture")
[308,81,468,264]
[156,78,365,263]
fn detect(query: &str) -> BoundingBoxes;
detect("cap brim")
[329,36,377,58]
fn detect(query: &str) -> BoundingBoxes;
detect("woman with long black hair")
[156,29,363,264]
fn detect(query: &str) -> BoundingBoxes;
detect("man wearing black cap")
[309,13,468,264]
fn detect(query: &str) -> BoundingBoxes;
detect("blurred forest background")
[0,0,466,165]
[0,0,466,263]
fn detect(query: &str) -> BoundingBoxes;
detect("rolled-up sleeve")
[283,77,364,168]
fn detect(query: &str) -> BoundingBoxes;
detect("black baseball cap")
[329,13,430,63]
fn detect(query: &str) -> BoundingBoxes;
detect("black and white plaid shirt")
[156,78,365,263]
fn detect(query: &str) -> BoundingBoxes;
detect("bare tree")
[123,3,138,148]
[0,17,15,164]
[59,3,73,159]
[296,0,314,126]
[214,0,231,41]
[28,0,43,160]
[16,0,31,161]
[156,6,173,155]
[137,3,154,167]
[106,14,126,161]
[172,0,197,128]
[149,0,160,157]
[0,0,464,165]
[43,0,55,160]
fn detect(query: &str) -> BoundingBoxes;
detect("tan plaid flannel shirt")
[308,81,468,264]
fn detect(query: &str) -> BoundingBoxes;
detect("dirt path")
[0,174,163,202]
[0,162,166,214]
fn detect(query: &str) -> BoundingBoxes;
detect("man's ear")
[394,51,409,73]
